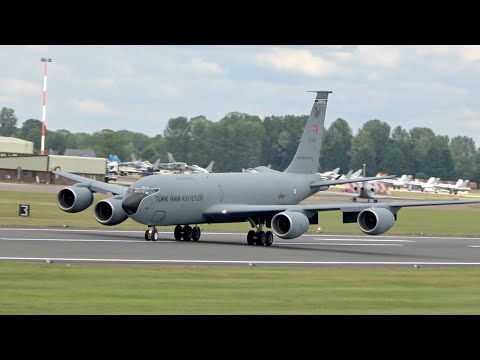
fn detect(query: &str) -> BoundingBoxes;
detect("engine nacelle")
[94,196,129,226]
[357,207,395,235]
[354,186,375,192]
[271,211,310,239]
[57,186,94,213]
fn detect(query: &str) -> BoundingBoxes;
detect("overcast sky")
[2,45,480,146]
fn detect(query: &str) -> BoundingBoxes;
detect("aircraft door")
[218,185,224,202]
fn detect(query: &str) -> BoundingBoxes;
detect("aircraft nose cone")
[122,191,147,215]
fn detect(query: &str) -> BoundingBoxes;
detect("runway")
[1,227,480,267]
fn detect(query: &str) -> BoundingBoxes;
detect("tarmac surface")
[1,227,480,267]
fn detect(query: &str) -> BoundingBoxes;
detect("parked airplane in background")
[54,91,480,246]
[344,180,417,202]
[407,176,439,192]
[324,179,417,203]
[157,153,214,173]
[107,155,157,175]
[337,169,363,180]
[157,153,189,171]
[190,161,215,174]
[319,167,341,180]
[434,179,470,195]
[378,174,413,190]
[452,180,470,194]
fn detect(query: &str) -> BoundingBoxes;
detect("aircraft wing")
[316,190,423,201]
[53,170,128,196]
[310,175,396,188]
[204,199,480,221]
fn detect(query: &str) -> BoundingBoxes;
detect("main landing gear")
[174,225,201,241]
[246,220,273,247]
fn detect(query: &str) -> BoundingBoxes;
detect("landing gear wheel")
[151,229,158,241]
[265,231,273,246]
[145,230,151,241]
[192,226,201,241]
[255,231,266,246]
[247,230,256,245]
[183,226,193,241]
[174,225,183,241]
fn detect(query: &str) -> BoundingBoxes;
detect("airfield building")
[0,136,34,156]
[0,137,107,184]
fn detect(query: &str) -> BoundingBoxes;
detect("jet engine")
[353,186,375,192]
[57,186,94,213]
[271,211,310,239]
[357,207,395,235]
[94,196,129,226]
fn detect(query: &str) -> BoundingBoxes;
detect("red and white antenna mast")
[40,57,52,155]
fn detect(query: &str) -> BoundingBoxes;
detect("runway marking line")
[1,257,480,266]
[311,238,414,242]
[276,243,403,246]
[0,238,169,243]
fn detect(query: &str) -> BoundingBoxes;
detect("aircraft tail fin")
[284,91,332,174]
[454,179,463,188]
[152,158,160,169]
[167,152,176,163]
[351,169,362,178]
[206,161,215,172]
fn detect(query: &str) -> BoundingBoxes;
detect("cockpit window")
[127,187,160,196]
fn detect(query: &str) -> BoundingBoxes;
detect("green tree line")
[2,106,480,183]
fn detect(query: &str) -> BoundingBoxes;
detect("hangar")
[0,136,34,156]
[0,136,106,185]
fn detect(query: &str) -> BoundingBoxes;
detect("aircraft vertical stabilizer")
[206,161,215,172]
[284,91,331,174]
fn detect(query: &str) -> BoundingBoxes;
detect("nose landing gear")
[145,226,159,241]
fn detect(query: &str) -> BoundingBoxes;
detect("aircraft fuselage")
[125,171,320,226]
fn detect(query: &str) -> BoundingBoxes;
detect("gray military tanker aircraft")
[54,91,480,246]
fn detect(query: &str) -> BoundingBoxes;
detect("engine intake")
[94,196,129,226]
[57,186,94,213]
[357,207,395,235]
[271,211,310,239]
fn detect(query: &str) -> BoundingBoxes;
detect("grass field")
[1,262,480,314]
[2,186,480,314]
